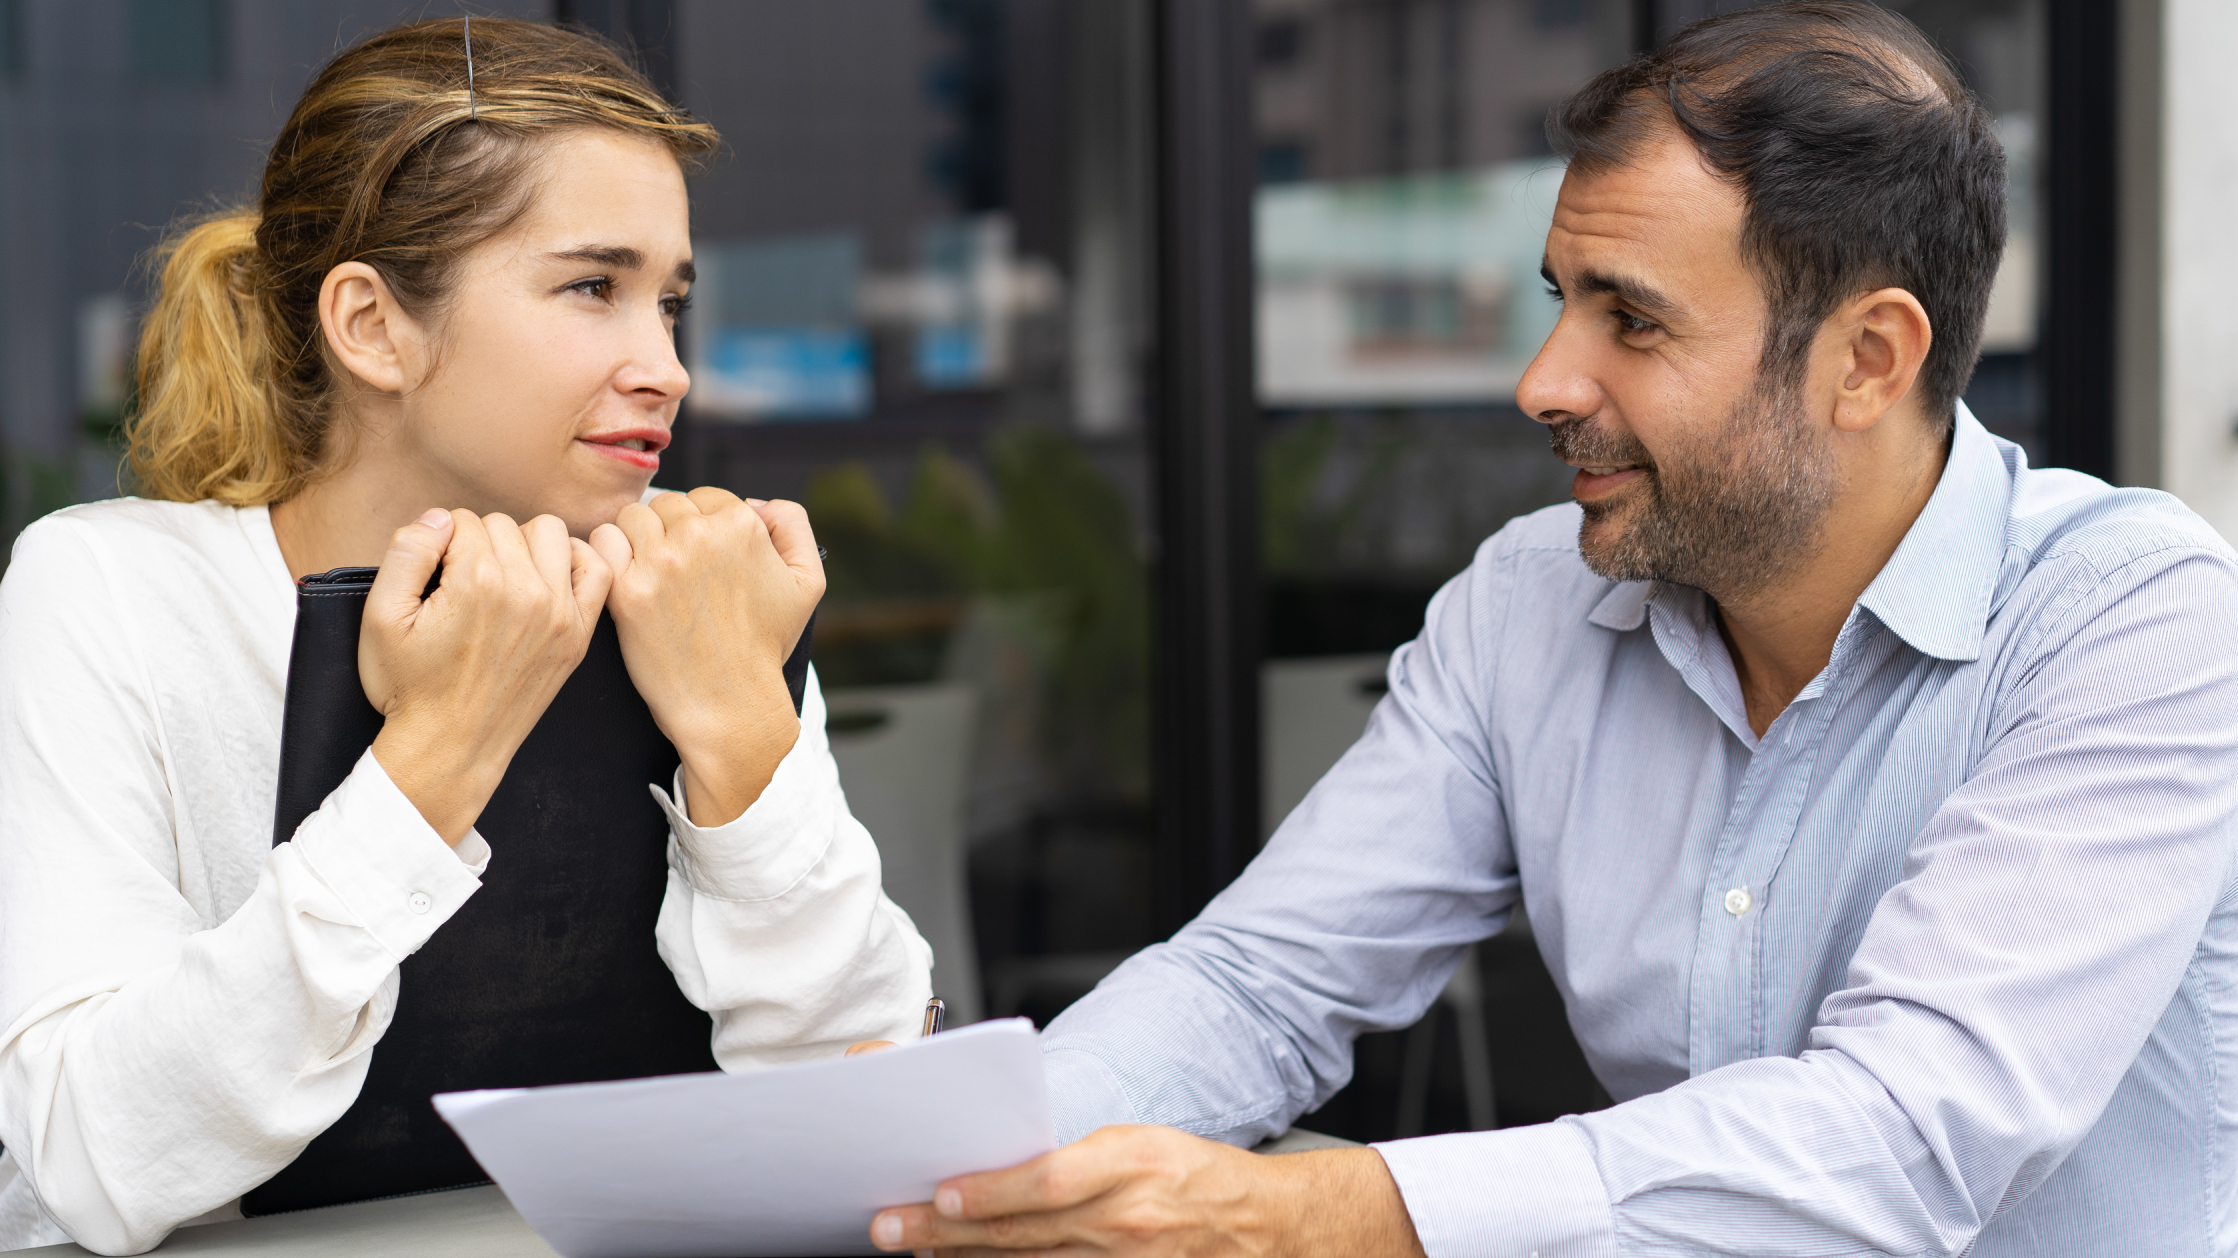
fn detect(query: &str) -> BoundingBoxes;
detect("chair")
[823,682,983,1022]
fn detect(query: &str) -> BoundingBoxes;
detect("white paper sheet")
[432,1018,1054,1258]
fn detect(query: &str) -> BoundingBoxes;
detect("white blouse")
[0,498,932,1255]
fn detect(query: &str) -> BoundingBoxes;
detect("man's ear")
[1830,287,1932,434]
[318,261,420,395]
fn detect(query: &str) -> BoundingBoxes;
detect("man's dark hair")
[1549,1,2005,434]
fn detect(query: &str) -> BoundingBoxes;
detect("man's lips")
[577,428,669,471]
[1569,464,1646,499]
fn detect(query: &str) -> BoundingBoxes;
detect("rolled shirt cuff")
[1043,1045,1141,1144]
[452,828,490,871]
[285,748,486,962]
[1373,1121,1617,1258]
[650,735,826,904]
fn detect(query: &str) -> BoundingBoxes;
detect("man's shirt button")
[1724,887,1752,915]
[408,891,433,915]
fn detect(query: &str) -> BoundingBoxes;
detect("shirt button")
[1724,887,1752,916]
[408,892,432,915]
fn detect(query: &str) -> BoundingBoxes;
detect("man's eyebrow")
[1579,270,1680,321]
[1541,257,1681,322]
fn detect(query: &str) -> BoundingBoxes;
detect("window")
[671,0,1160,1027]
[1252,0,1637,1142]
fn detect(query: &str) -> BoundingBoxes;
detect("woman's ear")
[318,261,420,394]
[1831,287,1933,435]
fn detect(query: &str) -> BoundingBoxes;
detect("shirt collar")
[1854,402,2009,662]
[1586,578,1652,631]
[1582,402,2010,662]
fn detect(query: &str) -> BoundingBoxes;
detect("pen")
[921,996,945,1038]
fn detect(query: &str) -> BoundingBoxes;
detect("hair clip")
[464,13,478,120]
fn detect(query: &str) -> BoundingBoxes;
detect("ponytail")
[127,213,311,506]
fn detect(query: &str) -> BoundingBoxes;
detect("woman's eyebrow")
[546,244,644,270]
[546,246,693,285]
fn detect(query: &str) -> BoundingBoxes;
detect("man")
[871,4,2238,1255]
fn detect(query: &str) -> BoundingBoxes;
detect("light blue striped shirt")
[1041,407,2238,1257]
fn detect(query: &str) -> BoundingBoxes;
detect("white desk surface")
[10,1185,553,1257]
[6,1130,1358,1256]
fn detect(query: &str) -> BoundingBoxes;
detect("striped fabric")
[1041,406,2238,1257]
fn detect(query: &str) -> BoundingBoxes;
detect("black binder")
[243,566,813,1216]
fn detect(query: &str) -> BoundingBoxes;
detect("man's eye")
[1616,310,1658,335]
[1543,284,1563,302]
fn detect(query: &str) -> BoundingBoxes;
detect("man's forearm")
[1266,1147,1428,1257]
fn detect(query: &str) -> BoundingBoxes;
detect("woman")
[0,18,930,1254]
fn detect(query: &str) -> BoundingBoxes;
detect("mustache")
[1547,417,1653,470]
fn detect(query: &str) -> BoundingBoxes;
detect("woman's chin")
[541,486,652,541]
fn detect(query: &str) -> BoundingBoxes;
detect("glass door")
[667,0,1161,1027]
[1252,0,1633,1143]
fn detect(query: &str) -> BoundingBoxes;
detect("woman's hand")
[359,508,614,844]
[588,488,826,827]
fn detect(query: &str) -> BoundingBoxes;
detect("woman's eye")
[661,294,692,319]
[568,277,614,301]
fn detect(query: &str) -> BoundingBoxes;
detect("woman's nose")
[626,315,691,402]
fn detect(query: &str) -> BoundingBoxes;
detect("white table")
[11,1186,553,1257]
[7,1131,1357,1256]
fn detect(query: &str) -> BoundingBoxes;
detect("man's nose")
[1515,318,1601,426]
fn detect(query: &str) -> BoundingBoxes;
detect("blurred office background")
[0,0,2201,1141]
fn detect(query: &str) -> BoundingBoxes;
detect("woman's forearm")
[0,756,479,1253]
[669,673,801,828]
[652,675,933,1067]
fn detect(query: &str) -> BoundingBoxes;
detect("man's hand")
[588,489,825,827]
[868,1125,1427,1257]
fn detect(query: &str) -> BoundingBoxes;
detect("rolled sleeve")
[1044,1045,1139,1144]
[1374,1124,1616,1258]
[648,728,826,905]
[284,749,485,961]
[648,668,932,1065]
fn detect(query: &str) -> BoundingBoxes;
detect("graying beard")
[1571,377,1836,600]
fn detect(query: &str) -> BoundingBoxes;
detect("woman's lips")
[1571,465,1646,500]
[577,430,668,471]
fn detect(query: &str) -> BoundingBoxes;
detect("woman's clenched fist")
[588,489,826,827]
[359,508,613,843]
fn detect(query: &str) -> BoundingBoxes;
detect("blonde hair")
[127,18,720,505]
